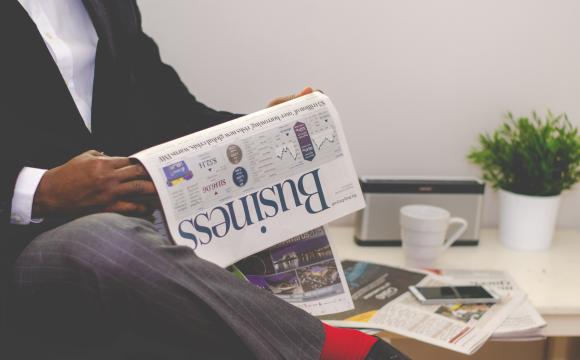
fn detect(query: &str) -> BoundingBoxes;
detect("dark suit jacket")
[0,2,242,339]
[0,0,240,268]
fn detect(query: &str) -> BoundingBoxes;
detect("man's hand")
[267,87,314,108]
[33,150,157,218]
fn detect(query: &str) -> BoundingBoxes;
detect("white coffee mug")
[400,205,468,268]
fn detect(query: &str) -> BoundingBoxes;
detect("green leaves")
[468,111,580,196]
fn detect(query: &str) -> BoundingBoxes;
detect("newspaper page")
[133,93,365,267]
[439,270,546,339]
[230,227,354,316]
[323,261,526,355]
[320,261,428,323]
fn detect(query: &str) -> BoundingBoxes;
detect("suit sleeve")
[0,90,26,226]
[0,4,31,227]
[128,1,243,138]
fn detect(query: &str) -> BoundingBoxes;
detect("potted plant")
[468,111,580,251]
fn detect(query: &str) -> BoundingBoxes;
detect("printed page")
[133,93,365,267]
[369,276,525,354]
[439,270,546,337]
[492,302,547,338]
[323,262,526,355]
[232,227,354,316]
[320,261,428,325]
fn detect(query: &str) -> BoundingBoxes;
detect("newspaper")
[439,270,546,339]
[230,227,354,316]
[323,261,526,355]
[133,92,365,267]
[319,261,428,323]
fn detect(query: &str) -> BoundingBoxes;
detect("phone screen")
[416,286,494,300]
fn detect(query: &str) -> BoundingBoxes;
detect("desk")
[327,227,580,358]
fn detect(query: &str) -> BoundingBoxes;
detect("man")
[0,1,408,359]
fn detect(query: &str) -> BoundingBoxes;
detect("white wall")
[138,0,580,229]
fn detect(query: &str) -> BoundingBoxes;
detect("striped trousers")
[6,213,324,359]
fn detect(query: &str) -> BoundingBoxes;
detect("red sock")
[320,323,378,360]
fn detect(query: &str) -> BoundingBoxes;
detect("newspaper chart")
[133,92,365,267]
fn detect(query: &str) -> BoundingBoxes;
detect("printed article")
[231,227,354,316]
[439,269,546,338]
[319,261,428,323]
[323,261,526,355]
[133,92,365,267]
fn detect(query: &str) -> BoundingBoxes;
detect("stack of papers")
[320,262,545,355]
[439,270,546,341]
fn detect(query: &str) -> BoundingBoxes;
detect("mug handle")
[442,217,468,251]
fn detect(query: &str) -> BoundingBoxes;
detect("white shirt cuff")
[11,167,47,225]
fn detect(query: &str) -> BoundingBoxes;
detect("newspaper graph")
[271,117,341,166]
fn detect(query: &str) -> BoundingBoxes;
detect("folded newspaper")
[132,92,364,315]
[231,227,354,316]
[438,270,546,340]
[321,261,528,355]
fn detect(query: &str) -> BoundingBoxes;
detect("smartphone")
[408,285,500,305]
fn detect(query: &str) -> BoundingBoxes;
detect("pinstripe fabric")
[8,213,325,359]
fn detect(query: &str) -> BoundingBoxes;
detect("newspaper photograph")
[323,261,526,355]
[133,92,365,267]
[230,227,354,316]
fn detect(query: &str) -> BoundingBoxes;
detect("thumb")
[298,87,314,96]
[267,87,314,108]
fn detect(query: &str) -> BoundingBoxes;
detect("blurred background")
[138,0,580,228]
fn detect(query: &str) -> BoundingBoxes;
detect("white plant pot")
[499,189,561,251]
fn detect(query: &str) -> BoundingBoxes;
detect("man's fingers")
[123,193,161,207]
[115,164,150,182]
[105,201,149,215]
[299,87,314,96]
[267,87,314,108]
[86,150,104,157]
[114,180,157,197]
[268,95,295,108]
[106,156,133,169]
[82,150,131,168]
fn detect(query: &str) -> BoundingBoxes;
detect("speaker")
[355,177,485,246]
